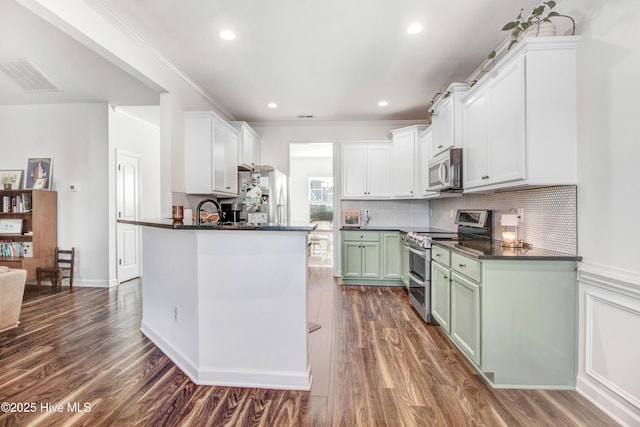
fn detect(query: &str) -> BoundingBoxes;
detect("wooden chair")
[36,247,75,289]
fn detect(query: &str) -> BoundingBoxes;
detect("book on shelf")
[22,193,32,211]
[0,241,27,258]
[0,193,33,213]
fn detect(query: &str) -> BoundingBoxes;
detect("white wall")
[0,104,110,286]
[549,1,640,424]
[0,104,161,287]
[252,121,422,175]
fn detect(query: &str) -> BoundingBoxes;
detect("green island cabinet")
[431,243,577,389]
[341,230,403,286]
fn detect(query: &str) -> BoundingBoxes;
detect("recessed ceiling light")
[268,102,278,108]
[220,30,236,40]
[407,23,423,34]
[378,100,389,107]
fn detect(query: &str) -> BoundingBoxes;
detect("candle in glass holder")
[502,231,517,245]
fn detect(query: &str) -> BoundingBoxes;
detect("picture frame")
[0,219,23,235]
[25,158,53,190]
[0,170,23,190]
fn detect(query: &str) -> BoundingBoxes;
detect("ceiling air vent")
[0,57,61,92]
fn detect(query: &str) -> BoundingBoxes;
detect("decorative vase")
[526,20,557,38]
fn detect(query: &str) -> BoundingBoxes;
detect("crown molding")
[248,119,428,128]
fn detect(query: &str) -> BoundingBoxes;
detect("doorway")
[289,143,334,268]
[116,150,140,283]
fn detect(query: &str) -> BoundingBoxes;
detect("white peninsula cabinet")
[461,37,579,192]
[230,121,260,170]
[341,142,392,199]
[390,125,427,198]
[185,112,239,196]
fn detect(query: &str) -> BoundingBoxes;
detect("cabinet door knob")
[437,145,443,149]
[444,275,448,280]
[435,253,441,257]
[459,263,466,268]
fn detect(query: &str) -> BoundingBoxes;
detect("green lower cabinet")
[431,261,451,334]
[342,240,380,278]
[361,242,381,277]
[450,271,481,366]
[430,243,577,389]
[341,231,403,286]
[382,232,402,280]
[480,260,577,389]
[342,241,365,277]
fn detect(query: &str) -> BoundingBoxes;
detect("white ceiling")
[0,0,161,107]
[1,0,545,122]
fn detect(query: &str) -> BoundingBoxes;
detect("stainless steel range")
[405,210,492,324]
[405,228,457,323]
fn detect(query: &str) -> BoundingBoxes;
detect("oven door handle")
[407,246,428,257]
[409,272,428,286]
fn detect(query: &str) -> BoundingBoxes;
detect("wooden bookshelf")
[0,189,57,280]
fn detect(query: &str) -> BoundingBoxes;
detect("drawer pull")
[458,263,466,268]
[444,275,448,279]
[435,253,441,257]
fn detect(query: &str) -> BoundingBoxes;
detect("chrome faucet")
[196,199,222,225]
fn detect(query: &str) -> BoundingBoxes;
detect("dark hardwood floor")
[0,270,617,426]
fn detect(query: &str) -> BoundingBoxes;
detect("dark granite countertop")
[119,218,317,232]
[432,240,582,261]
[340,226,456,234]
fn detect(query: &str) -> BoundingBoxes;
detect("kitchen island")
[120,219,316,390]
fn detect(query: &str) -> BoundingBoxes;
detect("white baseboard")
[577,375,640,427]
[26,278,116,288]
[141,321,312,390]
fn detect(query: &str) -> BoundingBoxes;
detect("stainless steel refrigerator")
[236,167,288,224]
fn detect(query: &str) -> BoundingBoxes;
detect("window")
[309,177,333,202]
[309,177,333,222]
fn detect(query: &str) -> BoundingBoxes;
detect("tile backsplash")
[429,185,577,255]
[340,199,430,228]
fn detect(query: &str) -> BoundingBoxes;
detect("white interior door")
[117,151,140,283]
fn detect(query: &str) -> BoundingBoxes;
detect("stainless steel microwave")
[427,148,463,191]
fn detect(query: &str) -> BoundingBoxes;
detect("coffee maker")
[220,202,245,225]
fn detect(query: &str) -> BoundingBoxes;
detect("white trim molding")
[577,263,640,427]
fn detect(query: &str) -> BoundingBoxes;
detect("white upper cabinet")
[417,127,441,198]
[184,111,239,196]
[341,142,392,199]
[461,37,579,193]
[429,82,469,157]
[230,121,260,170]
[463,57,526,189]
[390,125,427,198]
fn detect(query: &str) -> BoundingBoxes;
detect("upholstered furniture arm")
[0,267,27,333]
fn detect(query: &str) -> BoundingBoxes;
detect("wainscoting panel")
[578,264,640,426]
